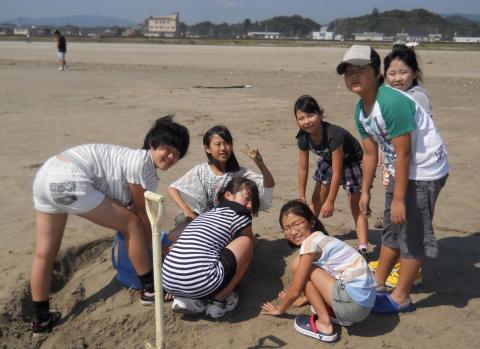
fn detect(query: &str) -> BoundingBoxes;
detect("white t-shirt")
[406,85,432,115]
[300,231,376,308]
[64,144,158,206]
[170,162,273,214]
[355,85,449,181]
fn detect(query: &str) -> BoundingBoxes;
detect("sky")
[2,0,480,25]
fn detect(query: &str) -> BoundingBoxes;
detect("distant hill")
[186,15,319,38]
[444,13,480,23]
[331,8,480,39]
[1,15,137,27]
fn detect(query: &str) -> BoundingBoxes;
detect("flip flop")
[164,291,175,302]
[294,314,338,343]
[372,293,413,314]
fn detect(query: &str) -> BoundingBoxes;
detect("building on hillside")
[14,27,29,35]
[454,36,480,43]
[408,34,429,42]
[311,26,335,40]
[353,32,384,41]
[144,12,179,37]
[428,34,442,42]
[247,31,280,39]
[395,32,409,42]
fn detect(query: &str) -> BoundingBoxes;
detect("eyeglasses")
[282,219,307,234]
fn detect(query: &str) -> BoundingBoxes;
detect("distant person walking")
[26,30,31,44]
[53,30,67,71]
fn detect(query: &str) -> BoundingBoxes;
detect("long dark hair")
[384,44,423,86]
[293,95,325,139]
[279,200,328,248]
[217,177,260,216]
[203,125,240,172]
[142,115,190,158]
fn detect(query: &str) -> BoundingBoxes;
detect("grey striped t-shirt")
[63,144,158,206]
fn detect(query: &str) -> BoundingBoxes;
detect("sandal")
[372,293,413,314]
[294,314,338,343]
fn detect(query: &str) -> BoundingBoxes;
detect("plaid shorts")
[313,158,362,193]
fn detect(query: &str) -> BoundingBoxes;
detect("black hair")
[279,200,328,248]
[294,95,324,117]
[142,115,190,158]
[53,30,60,35]
[203,125,240,172]
[369,47,385,85]
[384,44,423,86]
[217,177,260,216]
[293,95,325,139]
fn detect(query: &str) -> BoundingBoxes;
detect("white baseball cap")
[336,45,380,75]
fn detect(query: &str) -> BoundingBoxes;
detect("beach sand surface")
[0,41,479,348]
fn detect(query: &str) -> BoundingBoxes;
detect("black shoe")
[31,311,61,336]
[358,248,370,262]
[140,289,155,305]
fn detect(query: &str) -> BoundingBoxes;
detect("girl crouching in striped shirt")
[261,200,375,343]
[162,177,259,319]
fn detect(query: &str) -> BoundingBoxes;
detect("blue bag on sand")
[111,231,142,289]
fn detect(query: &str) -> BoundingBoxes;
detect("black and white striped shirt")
[162,201,252,298]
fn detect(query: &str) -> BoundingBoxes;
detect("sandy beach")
[0,41,479,348]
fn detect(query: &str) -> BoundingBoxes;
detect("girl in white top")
[167,125,274,240]
[381,44,432,186]
[261,200,375,343]
[30,116,190,335]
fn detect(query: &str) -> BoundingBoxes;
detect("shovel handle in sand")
[144,191,166,349]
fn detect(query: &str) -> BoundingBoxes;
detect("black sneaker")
[140,289,154,305]
[31,311,61,336]
[358,248,370,262]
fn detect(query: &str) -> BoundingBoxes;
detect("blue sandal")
[373,293,413,314]
[294,314,338,343]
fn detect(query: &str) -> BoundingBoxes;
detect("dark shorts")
[205,248,237,299]
[313,158,362,193]
[382,175,448,258]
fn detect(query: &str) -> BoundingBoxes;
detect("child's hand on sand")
[261,301,283,316]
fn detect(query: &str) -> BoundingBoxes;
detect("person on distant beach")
[380,44,432,187]
[162,177,259,319]
[261,200,375,343]
[26,30,31,44]
[294,95,370,260]
[53,29,67,71]
[165,125,274,243]
[29,116,189,335]
[337,44,449,314]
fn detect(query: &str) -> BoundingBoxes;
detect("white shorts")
[33,156,105,214]
[57,52,66,60]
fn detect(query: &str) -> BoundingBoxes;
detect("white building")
[247,31,280,39]
[14,27,29,35]
[312,27,335,40]
[454,36,480,43]
[144,12,179,37]
[353,32,384,41]
[428,34,442,42]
